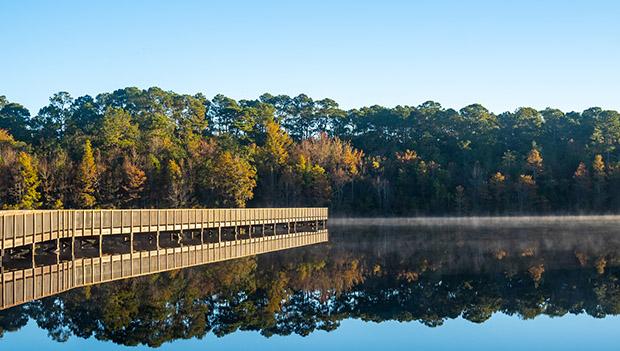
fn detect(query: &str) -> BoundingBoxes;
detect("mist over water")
[330,215,620,228]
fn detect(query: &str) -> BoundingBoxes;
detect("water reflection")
[2,220,620,347]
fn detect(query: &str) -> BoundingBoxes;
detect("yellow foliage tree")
[526,147,543,178]
[76,139,98,208]
[201,151,257,207]
[14,151,41,209]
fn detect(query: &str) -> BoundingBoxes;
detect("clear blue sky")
[1,0,619,114]
[4,314,620,351]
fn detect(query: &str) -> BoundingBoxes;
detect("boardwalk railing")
[0,208,328,250]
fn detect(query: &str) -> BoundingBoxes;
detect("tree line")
[1,87,620,214]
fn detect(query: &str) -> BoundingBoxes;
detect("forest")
[1,87,620,215]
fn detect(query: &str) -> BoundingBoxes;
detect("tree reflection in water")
[2,222,620,347]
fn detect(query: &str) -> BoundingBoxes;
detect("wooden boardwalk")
[0,208,328,310]
[0,208,327,250]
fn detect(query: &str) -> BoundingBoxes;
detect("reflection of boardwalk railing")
[1,229,329,310]
[0,208,328,249]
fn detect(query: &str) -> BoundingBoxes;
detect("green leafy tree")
[0,101,31,142]
[31,92,73,148]
[101,107,139,151]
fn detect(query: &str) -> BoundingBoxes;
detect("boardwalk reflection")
[1,224,328,310]
[1,220,620,347]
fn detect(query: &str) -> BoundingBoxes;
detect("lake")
[2,217,620,350]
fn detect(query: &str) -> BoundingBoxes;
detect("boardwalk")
[0,208,327,249]
[0,208,328,310]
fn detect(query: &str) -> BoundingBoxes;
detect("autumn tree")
[198,151,257,207]
[255,120,293,205]
[294,133,363,208]
[164,159,191,207]
[526,146,544,179]
[294,155,331,206]
[76,139,98,208]
[12,152,42,209]
[119,158,146,207]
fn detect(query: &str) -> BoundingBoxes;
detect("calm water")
[2,219,620,350]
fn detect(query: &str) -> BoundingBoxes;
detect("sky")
[3,314,620,350]
[1,0,619,114]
